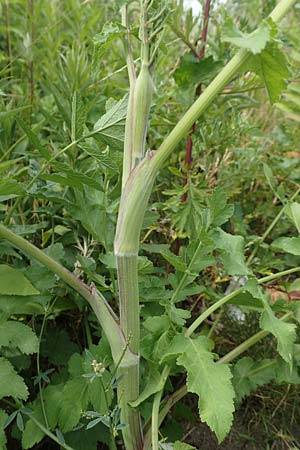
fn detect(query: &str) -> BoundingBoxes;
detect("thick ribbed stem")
[116,255,143,450]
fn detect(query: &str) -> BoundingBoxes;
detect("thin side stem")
[151,366,170,450]
[143,311,294,448]
[36,313,49,429]
[122,5,136,87]
[23,412,75,450]
[247,187,300,265]
[151,0,297,175]
[0,223,136,368]
[186,266,300,337]
[218,312,292,364]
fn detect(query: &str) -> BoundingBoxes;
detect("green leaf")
[245,42,289,103]
[159,334,187,364]
[130,366,165,407]
[176,336,235,443]
[285,202,300,234]
[93,95,128,149]
[232,357,275,404]
[16,117,51,160]
[222,18,271,54]
[275,357,300,384]
[165,303,191,326]
[58,377,88,432]
[174,55,222,88]
[212,228,250,276]
[59,347,112,432]
[0,295,50,315]
[68,186,111,246]
[0,265,40,296]
[0,357,28,401]
[160,250,187,272]
[207,189,234,228]
[65,422,110,450]
[22,385,63,449]
[41,328,79,366]
[93,22,125,56]
[271,237,300,255]
[0,178,25,202]
[260,305,296,365]
[173,442,196,450]
[0,321,38,354]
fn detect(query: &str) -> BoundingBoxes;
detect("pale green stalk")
[115,5,155,448]
[116,255,143,450]
[115,2,297,449]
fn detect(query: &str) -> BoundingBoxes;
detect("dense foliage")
[1,0,300,449]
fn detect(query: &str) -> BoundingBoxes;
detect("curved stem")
[23,412,74,450]
[151,366,170,450]
[0,223,136,368]
[247,187,300,265]
[186,266,300,337]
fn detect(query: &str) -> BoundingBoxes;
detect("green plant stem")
[185,266,300,337]
[0,223,136,369]
[23,412,75,450]
[150,0,297,175]
[218,311,293,364]
[151,366,170,450]
[247,187,300,265]
[121,4,136,189]
[116,255,143,450]
[36,313,49,429]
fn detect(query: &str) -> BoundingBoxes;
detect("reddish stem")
[175,0,211,254]
[184,0,211,174]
